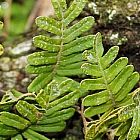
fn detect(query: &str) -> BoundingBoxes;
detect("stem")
[52,4,65,75]
[81,102,87,134]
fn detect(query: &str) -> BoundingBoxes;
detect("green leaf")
[60,53,83,66]
[10,89,23,98]
[118,104,135,122]
[82,50,97,64]
[58,61,84,70]
[28,73,53,93]
[81,77,104,90]
[11,134,23,140]
[51,0,67,19]
[0,122,18,136]
[116,72,140,102]
[57,67,82,76]
[30,121,66,132]
[83,90,109,106]
[16,101,42,123]
[1,89,27,103]
[127,108,139,140]
[46,90,82,116]
[26,65,53,74]
[105,57,128,82]
[46,86,86,115]
[64,0,87,26]
[46,77,80,101]
[58,77,80,93]
[115,120,131,136]
[109,65,134,94]
[85,124,96,140]
[81,63,102,77]
[27,51,57,65]
[22,128,49,140]
[36,89,49,109]
[100,46,119,69]
[36,16,61,35]
[93,32,104,57]
[0,137,6,140]
[118,135,127,140]
[38,108,75,124]
[62,35,94,56]
[33,35,60,52]
[63,17,95,43]
[0,112,30,129]
[84,103,112,118]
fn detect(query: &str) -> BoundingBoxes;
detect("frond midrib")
[52,11,65,75]
[95,47,116,108]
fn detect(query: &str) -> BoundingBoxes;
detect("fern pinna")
[80,33,140,140]
[0,77,84,139]
[26,0,95,93]
[116,88,140,140]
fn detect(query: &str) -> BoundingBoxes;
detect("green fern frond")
[26,0,95,93]
[0,89,35,112]
[0,78,84,139]
[81,32,139,118]
[85,107,120,140]
[116,88,140,140]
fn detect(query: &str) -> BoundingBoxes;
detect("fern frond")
[0,78,84,139]
[0,112,30,129]
[28,78,84,134]
[0,90,35,112]
[26,0,95,93]
[81,32,139,118]
[116,88,140,140]
[85,107,119,140]
[85,89,140,140]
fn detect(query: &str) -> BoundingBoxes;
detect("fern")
[116,88,140,140]
[0,1,91,138]
[0,1,140,139]
[0,77,85,139]
[81,32,139,118]
[26,0,95,93]
[80,33,140,139]
[84,88,140,140]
